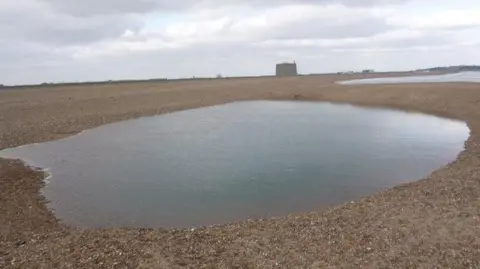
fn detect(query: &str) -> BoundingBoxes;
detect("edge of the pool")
[0,99,473,230]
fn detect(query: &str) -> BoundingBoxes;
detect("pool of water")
[0,101,469,228]
[339,71,480,85]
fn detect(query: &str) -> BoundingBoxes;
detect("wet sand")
[1,73,480,268]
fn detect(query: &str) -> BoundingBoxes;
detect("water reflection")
[0,101,469,228]
[339,72,480,85]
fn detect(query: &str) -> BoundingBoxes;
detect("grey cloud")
[40,0,162,16]
[29,16,142,45]
[0,0,476,85]
[39,0,408,16]
[0,0,405,47]
[268,16,392,40]
[378,34,450,48]
[0,3,142,45]
[0,42,57,67]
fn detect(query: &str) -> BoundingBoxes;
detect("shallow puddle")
[0,101,469,228]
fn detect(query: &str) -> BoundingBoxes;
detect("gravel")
[1,74,479,268]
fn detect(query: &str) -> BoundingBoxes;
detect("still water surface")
[339,71,480,85]
[0,101,469,228]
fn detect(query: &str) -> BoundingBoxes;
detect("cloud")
[387,9,480,29]
[0,0,143,45]
[38,0,408,16]
[0,0,479,85]
[68,3,397,60]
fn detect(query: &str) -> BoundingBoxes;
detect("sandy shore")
[1,73,480,268]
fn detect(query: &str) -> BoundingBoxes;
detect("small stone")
[15,240,26,247]
[458,212,470,218]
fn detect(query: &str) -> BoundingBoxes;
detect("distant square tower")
[276,62,298,76]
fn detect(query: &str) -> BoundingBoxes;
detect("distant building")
[276,62,298,77]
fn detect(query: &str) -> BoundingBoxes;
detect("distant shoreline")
[0,68,459,89]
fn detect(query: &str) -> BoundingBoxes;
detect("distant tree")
[216,74,223,79]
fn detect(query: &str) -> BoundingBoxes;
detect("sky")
[1,0,480,85]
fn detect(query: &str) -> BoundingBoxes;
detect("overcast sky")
[1,0,479,85]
